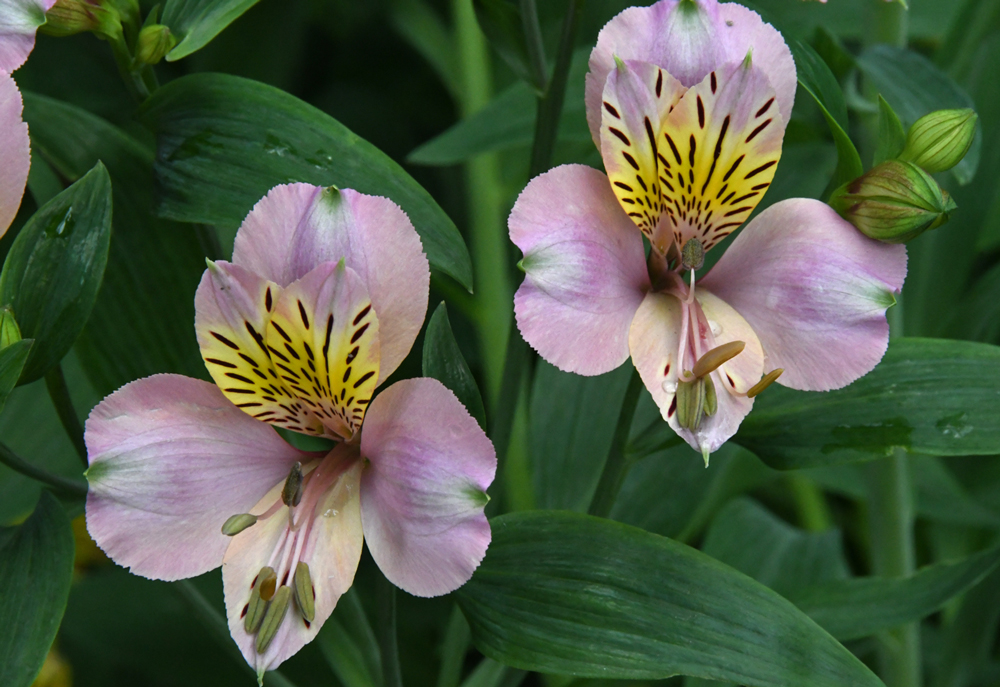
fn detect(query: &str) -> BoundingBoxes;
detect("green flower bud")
[134,23,177,65]
[900,109,978,174]
[39,0,121,39]
[0,307,22,350]
[829,160,957,244]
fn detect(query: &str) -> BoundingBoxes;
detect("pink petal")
[585,0,794,147]
[628,289,763,456]
[84,374,311,581]
[511,164,649,376]
[0,71,29,238]
[700,199,907,391]
[223,458,364,676]
[360,378,495,597]
[0,0,55,72]
[232,184,429,382]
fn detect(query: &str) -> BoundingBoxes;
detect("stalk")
[0,442,88,497]
[376,573,404,687]
[587,368,643,518]
[44,364,87,466]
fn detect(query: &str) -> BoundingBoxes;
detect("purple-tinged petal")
[266,260,380,439]
[0,70,29,238]
[360,378,495,598]
[628,289,763,456]
[700,198,907,391]
[84,374,311,581]
[195,261,325,436]
[224,458,364,676]
[511,164,649,376]
[232,184,428,382]
[0,0,55,72]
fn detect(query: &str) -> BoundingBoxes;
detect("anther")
[293,562,316,622]
[256,586,292,654]
[282,462,304,508]
[747,368,783,398]
[222,513,258,536]
[692,341,745,379]
[244,566,275,633]
[257,566,278,601]
[681,237,705,271]
[676,377,707,431]
[703,376,717,417]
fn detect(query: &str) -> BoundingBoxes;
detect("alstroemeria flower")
[0,0,57,72]
[85,183,496,677]
[0,69,30,239]
[513,0,907,460]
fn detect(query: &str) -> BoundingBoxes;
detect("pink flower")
[512,0,907,461]
[0,70,30,240]
[0,0,57,73]
[84,184,496,677]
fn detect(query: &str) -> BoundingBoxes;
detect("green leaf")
[857,44,981,184]
[162,0,262,62]
[0,340,32,413]
[0,492,74,687]
[0,163,112,384]
[23,93,208,396]
[789,542,1000,641]
[139,73,473,290]
[316,589,382,687]
[874,95,907,166]
[701,497,850,598]
[422,302,487,429]
[789,40,863,195]
[473,0,535,88]
[735,338,1000,469]
[458,510,882,687]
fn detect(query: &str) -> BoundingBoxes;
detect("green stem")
[173,580,298,687]
[0,442,88,497]
[519,0,547,91]
[788,473,833,532]
[44,364,87,466]
[587,368,643,518]
[376,573,404,687]
[869,0,909,48]
[105,29,149,102]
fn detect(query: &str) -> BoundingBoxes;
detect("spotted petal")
[85,374,311,581]
[360,378,495,597]
[223,457,364,676]
[700,199,907,391]
[232,184,428,382]
[0,0,55,72]
[511,164,649,376]
[0,70,29,238]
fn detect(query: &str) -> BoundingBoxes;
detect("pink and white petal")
[360,378,495,598]
[232,184,428,381]
[223,459,364,676]
[85,374,311,581]
[586,0,726,145]
[0,70,29,238]
[700,198,907,391]
[0,0,55,72]
[717,2,796,124]
[511,164,649,376]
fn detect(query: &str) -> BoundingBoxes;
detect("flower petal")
[360,378,495,597]
[84,374,310,581]
[511,164,649,376]
[195,261,325,436]
[0,0,55,72]
[232,184,428,382]
[628,289,763,456]
[267,260,381,439]
[223,458,364,675]
[0,70,29,238]
[700,198,907,391]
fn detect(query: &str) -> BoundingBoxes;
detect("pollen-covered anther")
[691,340,745,378]
[676,375,717,431]
[222,513,258,536]
[746,368,783,398]
[244,566,276,633]
[256,585,292,654]
[681,237,705,271]
[282,462,304,508]
[293,561,316,622]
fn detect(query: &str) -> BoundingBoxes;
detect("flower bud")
[900,109,977,174]
[829,160,957,243]
[39,0,121,39]
[134,23,177,65]
[0,307,21,350]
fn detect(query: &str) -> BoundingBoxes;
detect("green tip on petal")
[516,258,526,273]
[613,54,627,72]
[743,48,753,69]
[701,444,711,468]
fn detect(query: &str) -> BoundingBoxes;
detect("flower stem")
[519,0,547,91]
[44,364,87,466]
[376,572,404,687]
[0,441,88,497]
[587,368,644,518]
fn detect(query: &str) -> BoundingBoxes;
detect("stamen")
[244,566,274,633]
[282,462,304,508]
[692,341,745,379]
[257,567,278,601]
[293,562,316,622]
[256,586,292,654]
[747,369,783,398]
[676,377,707,431]
[703,376,717,416]
[681,237,705,271]
[221,513,258,536]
